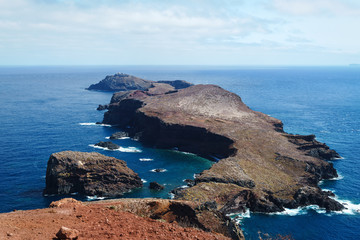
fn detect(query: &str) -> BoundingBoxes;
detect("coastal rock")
[149,181,165,191]
[157,80,193,89]
[109,131,129,139]
[285,134,341,160]
[94,141,120,150]
[100,83,343,213]
[96,104,108,111]
[87,73,153,91]
[43,151,142,197]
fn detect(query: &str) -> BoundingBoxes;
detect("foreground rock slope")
[0,198,232,240]
[102,82,344,213]
[44,151,142,197]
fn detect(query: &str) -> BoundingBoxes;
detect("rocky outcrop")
[87,73,153,91]
[157,80,193,89]
[94,141,120,150]
[99,83,343,214]
[109,131,129,139]
[149,181,165,191]
[97,104,108,110]
[43,151,142,197]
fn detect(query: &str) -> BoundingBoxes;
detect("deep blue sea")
[0,66,359,239]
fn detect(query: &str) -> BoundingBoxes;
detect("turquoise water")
[0,66,359,239]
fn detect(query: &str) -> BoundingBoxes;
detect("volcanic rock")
[157,80,193,89]
[109,131,129,139]
[96,104,108,111]
[149,181,165,191]
[94,141,120,150]
[43,151,142,197]
[100,83,343,213]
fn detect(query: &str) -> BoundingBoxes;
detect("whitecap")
[139,158,153,161]
[169,193,175,199]
[79,122,112,127]
[227,209,251,224]
[141,179,147,183]
[86,195,106,201]
[329,174,344,180]
[150,168,167,173]
[89,144,113,151]
[119,147,142,153]
[329,196,360,215]
[89,144,142,153]
[105,136,110,139]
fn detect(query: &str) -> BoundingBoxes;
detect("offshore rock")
[94,141,120,150]
[100,83,343,214]
[109,131,129,139]
[149,181,165,191]
[43,151,142,197]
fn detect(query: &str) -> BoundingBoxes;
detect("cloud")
[271,0,360,16]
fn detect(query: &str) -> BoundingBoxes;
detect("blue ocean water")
[0,66,359,239]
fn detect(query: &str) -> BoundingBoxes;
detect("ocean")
[0,66,359,239]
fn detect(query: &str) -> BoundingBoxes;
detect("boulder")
[44,151,143,197]
[56,226,79,240]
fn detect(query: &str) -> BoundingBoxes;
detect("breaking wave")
[79,122,112,127]
[139,158,153,161]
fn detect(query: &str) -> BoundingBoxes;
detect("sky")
[0,0,359,65]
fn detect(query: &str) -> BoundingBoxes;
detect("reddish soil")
[0,198,230,240]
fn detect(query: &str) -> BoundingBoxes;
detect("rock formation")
[149,181,165,191]
[87,73,153,91]
[43,151,142,197]
[87,73,193,93]
[101,83,344,213]
[94,141,120,150]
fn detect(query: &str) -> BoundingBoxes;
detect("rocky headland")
[43,151,142,197]
[99,78,344,214]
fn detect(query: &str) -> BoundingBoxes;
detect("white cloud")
[271,0,360,16]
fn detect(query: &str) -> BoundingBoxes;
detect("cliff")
[102,84,344,213]
[43,151,143,197]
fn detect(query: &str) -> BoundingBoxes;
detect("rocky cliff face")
[101,83,344,213]
[44,151,142,197]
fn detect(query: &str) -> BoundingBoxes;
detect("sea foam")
[89,144,142,153]
[79,122,112,127]
[86,195,106,201]
[139,158,153,161]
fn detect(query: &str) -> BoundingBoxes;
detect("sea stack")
[44,151,142,197]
